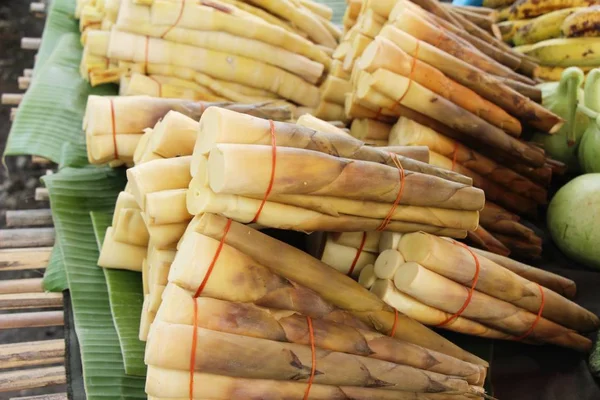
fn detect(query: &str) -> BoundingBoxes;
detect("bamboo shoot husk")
[357,69,547,167]
[494,233,542,259]
[147,111,199,158]
[390,117,547,204]
[379,146,429,163]
[87,134,141,165]
[469,247,577,299]
[217,0,307,36]
[145,366,475,400]
[480,203,538,241]
[295,114,351,137]
[127,156,192,209]
[196,107,473,185]
[98,227,146,271]
[399,232,600,332]
[156,286,486,384]
[359,36,522,136]
[330,231,381,253]
[120,73,225,101]
[374,249,406,280]
[112,208,150,246]
[116,0,325,83]
[194,214,488,366]
[209,144,483,211]
[378,25,563,134]
[350,118,391,141]
[321,239,377,277]
[495,76,542,102]
[146,189,192,225]
[150,0,331,66]
[467,226,511,257]
[394,263,592,351]
[186,185,469,237]
[104,31,321,107]
[428,151,538,216]
[483,219,537,242]
[359,264,377,289]
[314,101,347,122]
[321,75,352,105]
[147,321,471,392]
[370,279,518,340]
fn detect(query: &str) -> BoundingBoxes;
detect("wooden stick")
[0,339,65,369]
[6,210,53,228]
[2,94,23,106]
[0,228,55,249]
[0,311,64,330]
[21,38,41,50]
[18,76,31,90]
[0,278,44,295]
[23,69,33,78]
[31,156,51,165]
[0,292,63,310]
[35,188,49,201]
[0,366,66,393]
[0,247,52,271]
[467,226,511,257]
[30,2,46,13]
[10,108,17,121]
[11,394,68,400]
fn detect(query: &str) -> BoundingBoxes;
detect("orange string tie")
[396,41,420,106]
[109,99,119,160]
[147,76,162,98]
[250,120,277,223]
[377,153,405,231]
[390,309,399,337]
[162,0,185,38]
[451,142,459,171]
[347,232,367,277]
[514,283,545,341]
[374,107,383,121]
[143,36,151,76]
[435,242,481,327]
[303,316,317,400]
[189,218,233,400]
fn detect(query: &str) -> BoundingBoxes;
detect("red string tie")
[514,283,545,341]
[303,316,317,400]
[109,99,119,160]
[377,153,405,231]
[390,309,399,337]
[250,120,277,223]
[347,232,367,277]
[162,0,186,38]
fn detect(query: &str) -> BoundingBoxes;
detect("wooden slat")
[18,76,31,90]
[35,188,49,201]
[0,292,63,310]
[2,94,23,106]
[11,394,67,400]
[31,156,51,165]
[23,69,33,78]
[0,366,66,393]
[6,210,53,228]
[0,340,64,369]
[0,228,55,249]
[0,311,63,330]
[30,2,46,13]
[21,38,41,50]
[0,247,52,271]
[0,278,43,295]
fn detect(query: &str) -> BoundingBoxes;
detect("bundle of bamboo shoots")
[144,213,491,398]
[366,231,599,351]
[186,107,483,235]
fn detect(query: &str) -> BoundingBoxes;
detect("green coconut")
[578,69,600,173]
[547,173,600,270]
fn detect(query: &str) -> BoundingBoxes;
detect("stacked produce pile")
[495,1,600,81]
[360,231,599,352]
[76,0,339,111]
[317,0,566,258]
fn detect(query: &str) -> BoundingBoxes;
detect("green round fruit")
[547,173,600,269]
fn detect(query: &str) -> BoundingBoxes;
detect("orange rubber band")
[109,99,119,160]
[189,299,199,400]
[147,76,162,98]
[143,36,150,76]
[192,218,232,298]
[162,0,185,38]
[396,41,420,106]
[435,242,481,327]
[514,283,545,341]
[390,309,399,337]
[347,232,367,277]
[303,316,316,400]
[250,120,277,223]
[451,142,459,171]
[377,153,405,231]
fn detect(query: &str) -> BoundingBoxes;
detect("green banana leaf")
[42,167,146,399]
[91,211,147,377]
[34,0,79,73]
[4,33,117,165]
[42,241,68,292]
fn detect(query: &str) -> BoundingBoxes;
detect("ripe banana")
[535,65,597,81]
[497,19,532,43]
[508,0,600,20]
[520,37,600,67]
[562,6,600,37]
[513,8,582,45]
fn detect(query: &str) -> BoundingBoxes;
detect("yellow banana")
[535,65,598,81]
[497,6,512,22]
[513,8,582,45]
[497,19,532,43]
[508,0,600,20]
[520,37,600,67]
[562,6,600,37]
[483,0,517,8]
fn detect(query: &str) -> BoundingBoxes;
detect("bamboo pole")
[350,118,392,141]
[0,278,43,295]
[0,366,66,393]
[380,146,429,163]
[0,228,55,249]
[394,263,591,351]
[2,94,23,105]
[0,247,51,271]
[11,394,67,400]
[21,37,41,50]
[0,340,64,369]
[193,214,488,366]
[0,311,64,330]
[399,232,600,332]
[35,188,49,201]
[0,293,63,310]
[5,210,53,227]
[467,226,511,257]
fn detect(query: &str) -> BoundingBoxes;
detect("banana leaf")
[42,167,145,399]
[4,33,117,165]
[91,211,147,377]
[34,0,79,73]
[42,241,68,292]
